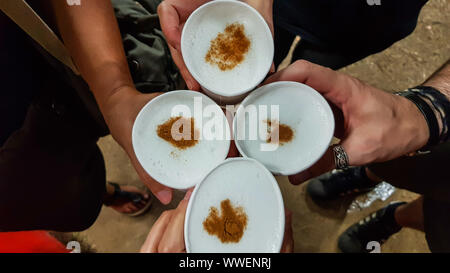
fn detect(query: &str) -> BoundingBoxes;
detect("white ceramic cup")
[233,81,335,176]
[181,0,274,105]
[185,158,285,253]
[132,90,231,189]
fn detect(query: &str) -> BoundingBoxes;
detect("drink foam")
[182,1,273,96]
[185,158,284,253]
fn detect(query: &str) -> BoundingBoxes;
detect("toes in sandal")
[104,182,152,217]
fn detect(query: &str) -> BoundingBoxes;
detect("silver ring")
[332,144,349,169]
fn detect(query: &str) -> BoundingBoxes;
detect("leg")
[338,201,407,253]
[338,142,450,252]
[422,198,450,252]
[338,195,450,253]
[394,197,424,231]
[103,182,153,216]
[0,101,106,232]
[368,142,450,203]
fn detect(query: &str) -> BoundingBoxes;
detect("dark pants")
[0,13,106,232]
[273,25,365,70]
[369,145,450,253]
[0,95,106,232]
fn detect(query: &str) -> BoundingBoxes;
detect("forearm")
[49,0,136,111]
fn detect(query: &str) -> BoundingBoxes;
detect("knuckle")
[348,76,366,91]
[157,2,165,14]
[158,244,175,253]
[293,59,313,70]
[160,210,173,219]
[157,246,169,253]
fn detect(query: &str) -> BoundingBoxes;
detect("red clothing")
[0,231,69,253]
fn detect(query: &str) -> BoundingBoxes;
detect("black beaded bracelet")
[396,86,450,150]
[413,86,450,143]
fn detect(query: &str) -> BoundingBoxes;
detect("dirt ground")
[73,0,449,253]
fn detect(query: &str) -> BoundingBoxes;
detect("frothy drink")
[181,0,274,104]
[233,81,335,176]
[185,158,285,253]
[205,22,251,71]
[132,91,230,190]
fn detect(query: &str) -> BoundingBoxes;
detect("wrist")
[395,95,430,152]
[87,61,135,109]
[398,86,450,147]
[100,85,138,116]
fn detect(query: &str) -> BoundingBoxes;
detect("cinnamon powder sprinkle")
[266,120,294,145]
[205,23,251,71]
[203,199,248,243]
[157,116,199,149]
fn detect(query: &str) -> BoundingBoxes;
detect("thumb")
[157,188,194,253]
[158,2,182,51]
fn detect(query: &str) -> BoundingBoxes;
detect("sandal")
[103,182,152,217]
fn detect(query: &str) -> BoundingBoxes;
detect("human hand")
[244,0,274,36]
[140,189,294,253]
[157,0,209,91]
[140,189,192,253]
[101,86,174,204]
[101,85,240,204]
[157,0,275,90]
[264,60,430,185]
[280,209,294,253]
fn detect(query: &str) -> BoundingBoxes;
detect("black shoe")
[338,202,406,253]
[306,166,375,201]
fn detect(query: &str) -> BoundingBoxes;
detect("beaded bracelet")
[396,86,450,149]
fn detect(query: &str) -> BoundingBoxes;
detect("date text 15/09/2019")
[179,257,272,271]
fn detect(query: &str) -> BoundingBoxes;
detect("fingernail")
[183,190,192,201]
[156,190,172,204]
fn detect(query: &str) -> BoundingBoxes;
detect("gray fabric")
[113,0,183,93]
